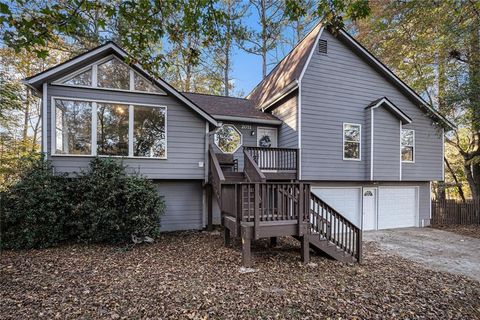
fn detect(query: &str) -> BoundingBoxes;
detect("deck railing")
[208,146,225,201]
[244,149,266,182]
[244,146,298,172]
[310,192,362,262]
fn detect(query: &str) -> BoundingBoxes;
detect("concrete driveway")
[364,227,480,282]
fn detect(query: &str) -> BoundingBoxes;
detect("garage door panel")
[378,187,417,229]
[311,188,361,227]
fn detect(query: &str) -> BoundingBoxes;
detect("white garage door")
[378,187,417,229]
[311,188,361,227]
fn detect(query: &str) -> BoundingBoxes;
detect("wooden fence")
[431,200,480,225]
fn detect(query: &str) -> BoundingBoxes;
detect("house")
[23,24,453,266]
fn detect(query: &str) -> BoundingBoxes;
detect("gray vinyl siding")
[270,92,298,148]
[156,181,203,231]
[46,85,207,179]
[210,121,278,171]
[309,181,431,227]
[300,30,443,181]
[372,107,401,180]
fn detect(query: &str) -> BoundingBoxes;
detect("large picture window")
[343,123,361,160]
[401,129,415,162]
[53,98,167,158]
[56,55,166,94]
[54,99,92,155]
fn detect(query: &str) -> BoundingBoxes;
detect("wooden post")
[207,184,213,231]
[298,183,304,236]
[296,148,300,180]
[254,183,260,240]
[357,230,363,264]
[241,226,252,267]
[269,237,277,248]
[224,227,231,247]
[301,235,309,264]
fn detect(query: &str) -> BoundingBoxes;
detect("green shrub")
[0,157,70,249]
[69,158,164,243]
[0,157,165,249]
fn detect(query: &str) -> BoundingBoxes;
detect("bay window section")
[54,99,92,155]
[97,103,129,156]
[133,106,166,158]
[53,98,167,158]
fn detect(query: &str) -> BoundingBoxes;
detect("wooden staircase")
[208,146,362,266]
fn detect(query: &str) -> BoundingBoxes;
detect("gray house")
[24,24,453,266]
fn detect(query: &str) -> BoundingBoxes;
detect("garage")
[377,187,418,229]
[311,186,419,230]
[311,187,362,227]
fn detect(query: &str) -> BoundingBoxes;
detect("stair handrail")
[243,149,266,182]
[209,146,225,200]
[310,192,362,263]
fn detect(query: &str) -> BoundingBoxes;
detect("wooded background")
[0,0,478,202]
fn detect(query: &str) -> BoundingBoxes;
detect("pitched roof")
[183,92,281,124]
[247,23,323,108]
[23,41,218,126]
[365,97,412,124]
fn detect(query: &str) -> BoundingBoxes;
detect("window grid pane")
[97,58,130,90]
[97,103,129,156]
[133,106,166,158]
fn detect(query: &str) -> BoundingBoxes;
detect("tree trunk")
[444,157,466,201]
[261,0,267,79]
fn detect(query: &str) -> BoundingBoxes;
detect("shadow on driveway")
[364,227,480,282]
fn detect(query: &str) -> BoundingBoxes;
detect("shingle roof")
[247,23,322,108]
[183,92,280,122]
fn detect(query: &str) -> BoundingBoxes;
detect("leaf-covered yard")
[1,231,479,319]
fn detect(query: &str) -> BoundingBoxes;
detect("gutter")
[212,115,282,126]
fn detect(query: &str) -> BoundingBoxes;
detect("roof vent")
[318,39,328,54]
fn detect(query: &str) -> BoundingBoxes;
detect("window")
[97,58,130,90]
[401,129,415,162]
[53,98,167,158]
[343,123,361,160]
[214,125,242,154]
[133,106,166,158]
[54,55,166,94]
[97,103,129,156]
[54,99,92,155]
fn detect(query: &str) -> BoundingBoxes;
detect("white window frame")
[343,122,361,161]
[401,129,415,163]
[51,96,167,159]
[52,55,167,95]
[214,124,243,154]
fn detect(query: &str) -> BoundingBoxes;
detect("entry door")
[362,188,377,230]
[257,127,278,148]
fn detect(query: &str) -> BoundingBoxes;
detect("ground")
[364,227,480,282]
[433,225,480,239]
[1,231,479,319]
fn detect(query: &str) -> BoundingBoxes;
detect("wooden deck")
[208,146,362,266]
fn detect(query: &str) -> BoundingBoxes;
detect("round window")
[214,125,242,154]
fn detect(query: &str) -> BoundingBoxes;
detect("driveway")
[364,227,480,282]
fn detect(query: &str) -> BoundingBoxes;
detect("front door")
[362,187,377,230]
[257,127,278,148]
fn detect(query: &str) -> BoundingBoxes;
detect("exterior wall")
[46,85,207,179]
[300,30,443,181]
[210,121,279,171]
[309,181,431,227]
[155,180,204,231]
[372,107,401,180]
[270,92,298,148]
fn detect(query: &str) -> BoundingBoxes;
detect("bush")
[0,157,165,249]
[0,157,70,249]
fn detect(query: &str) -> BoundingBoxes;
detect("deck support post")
[224,227,231,247]
[206,184,213,231]
[301,235,310,264]
[269,237,277,248]
[241,226,252,267]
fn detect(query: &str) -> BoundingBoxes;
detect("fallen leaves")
[0,230,479,319]
[433,225,480,239]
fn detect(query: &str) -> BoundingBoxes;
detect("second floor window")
[343,123,361,160]
[401,129,415,162]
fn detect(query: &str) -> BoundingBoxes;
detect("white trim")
[298,82,302,179]
[401,129,415,163]
[42,83,48,156]
[339,29,454,130]
[441,128,445,181]
[204,121,209,183]
[129,69,135,91]
[370,108,374,180]
[51,96,167,159]
[256,127,278,147]
[92,64,97,87]
[429,181,432,220]
[343,122,362,161]
[211,115,282,125]
[213,124,243,154]
[298,26,324,82]
[399,120,402,181]
[368,97,412,124]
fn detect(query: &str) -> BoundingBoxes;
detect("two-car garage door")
[311,186,418,230]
